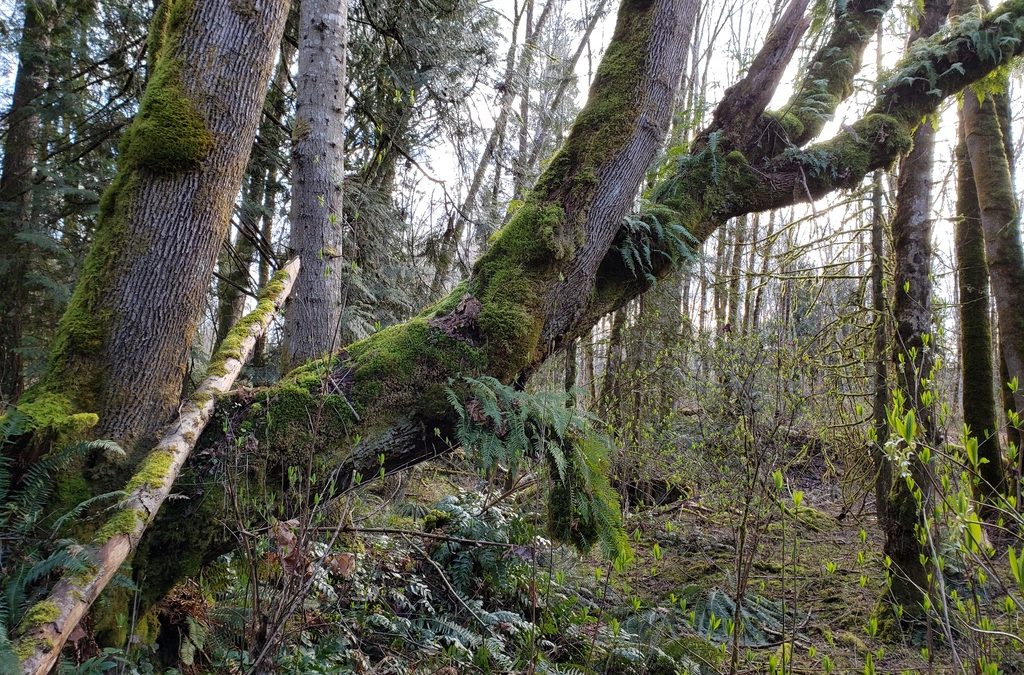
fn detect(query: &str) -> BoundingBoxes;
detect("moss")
[122,0,211,174]
[13,392,99,438]
[470,201,564,378]
[763,110,805,140]
[19,601,60,630]
[94,508,142,544]
[208,265,291,377]
[535,0,655,194]
[132,606,162,646]
[347,318,485,418]
[125,449,174,492]
[417,281,469,319]
[11,636,52,663]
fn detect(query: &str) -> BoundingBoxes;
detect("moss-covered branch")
[584,0,1024,329]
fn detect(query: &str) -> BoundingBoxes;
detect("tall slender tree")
[954,120,1005,506]
[282,0,347,368]
[878,0,948,616]
[0,1,66,402]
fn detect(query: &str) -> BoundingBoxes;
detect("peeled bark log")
[10,260,299,675]
[283,0,347,368]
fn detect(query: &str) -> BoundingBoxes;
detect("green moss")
[535,0,655,193]
[20,601,59,630]
[14,392,99,437]
[122,0,211,174]
[208,265,291,376]
[94,508,142,544]
[763,110,805,140]
[469,201,564,378]
[11,636,52,663]
[125,449,174,492]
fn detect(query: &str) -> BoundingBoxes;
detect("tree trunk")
[282,0,347,369]
[0,1,60,403]
[962,81,1024,480]
[878,0,947,615]
[9,0,292,460]
[954,120,1004,506]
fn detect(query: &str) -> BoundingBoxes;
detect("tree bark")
[282,0,347,368]
[877,0,948,615]
[11,261,299,675]
[6,0,292,461]
[962,82,1024,478]
[0,1,60,403]
[954,121,1005,506]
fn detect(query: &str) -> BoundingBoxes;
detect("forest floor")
[385,438,1019,674]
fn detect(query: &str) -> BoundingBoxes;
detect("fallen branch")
[14,258,300,675]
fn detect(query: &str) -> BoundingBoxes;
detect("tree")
[878,0,948,614]
[282,0,347,368]
[0,1,71,402]
[954,118,1005,507]
[7,0,292,463]
[961,67,1024,482]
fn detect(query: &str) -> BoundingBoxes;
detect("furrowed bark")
[11,260,299,675]
[282,0,347,368]
[8,0,291,458]
[954,121,1005,506]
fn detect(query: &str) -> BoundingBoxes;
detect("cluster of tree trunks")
[6,0,1024,667]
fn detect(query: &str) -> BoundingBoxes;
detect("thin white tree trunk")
[13,260,299,675]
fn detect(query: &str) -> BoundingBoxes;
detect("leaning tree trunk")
[7,0,291,463]
[282,0,347,369]
[877,0,947,617]
[954,121,1004,507]
[0,1,61,403]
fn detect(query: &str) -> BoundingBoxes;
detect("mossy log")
[11,260,299,675]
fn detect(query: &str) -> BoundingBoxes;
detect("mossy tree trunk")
[8,0,292,462]
[954,121,1005,507]
[128,0,1024,604]
[0,1,63,403]
[962,82,1024,477]
[876,0,948,617]
[282,0,347,368]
